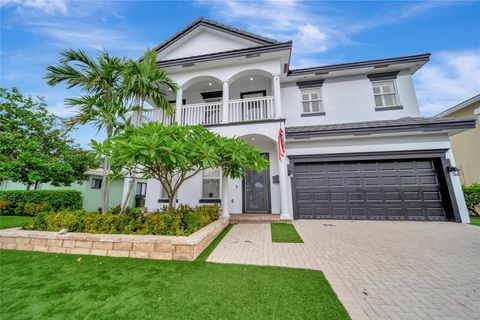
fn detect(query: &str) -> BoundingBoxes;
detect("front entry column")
[221,176,230,218]
[277,150,291,220]
[222,80,229,123]
[273,73,282,118]
[175,88,183,124]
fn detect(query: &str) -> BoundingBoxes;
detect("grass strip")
[195,223,233,262]
[271,223,304,243]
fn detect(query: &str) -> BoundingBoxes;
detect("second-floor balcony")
[139,69,282,126]
[142,95,275,126]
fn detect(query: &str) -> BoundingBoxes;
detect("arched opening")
[236,133,279,214]
[228,69,273,100]
[181,75,223,105]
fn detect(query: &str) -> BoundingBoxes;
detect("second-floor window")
[202,168,221,199]
[301,88,323,114]
[372,80,399,108]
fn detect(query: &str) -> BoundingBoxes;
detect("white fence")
[140,96,275,125]
[228,96,274,123]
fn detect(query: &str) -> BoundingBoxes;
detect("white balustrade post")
[222,80,229,123]
[221,176,230,218]
[273,73,282,118]
[175,88,183,124]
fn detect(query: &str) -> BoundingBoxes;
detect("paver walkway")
[208,220,480,320]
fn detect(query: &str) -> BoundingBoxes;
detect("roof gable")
[154,17,280,61]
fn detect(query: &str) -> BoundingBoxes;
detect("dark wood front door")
[244,153,270,213]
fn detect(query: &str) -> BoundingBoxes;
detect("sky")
[1,0,479,148]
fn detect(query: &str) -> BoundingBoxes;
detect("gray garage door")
[293,159,447,220]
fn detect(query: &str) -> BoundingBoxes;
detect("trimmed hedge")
[0,190,83,216]
[463,184,480,216]
[27,204,220,236]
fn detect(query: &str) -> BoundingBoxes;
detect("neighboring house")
[435,94,480,185]
[132,17,475,223]
[1,170,147,211]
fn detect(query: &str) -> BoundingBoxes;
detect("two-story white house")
[124,17,476,223]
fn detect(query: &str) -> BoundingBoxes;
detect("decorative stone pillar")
[221,176,230,218]
[273,73,282,118]
[222,80,229,123]
[175,88,183,124]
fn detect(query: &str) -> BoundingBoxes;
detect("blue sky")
[1,0,479,148]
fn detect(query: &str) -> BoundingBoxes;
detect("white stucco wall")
[281,70,421,127]
[158,28,256,61]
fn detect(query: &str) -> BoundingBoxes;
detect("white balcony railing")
[140,96,275,126]
[180,102,222,125]
[141,108,175,125]
[228,96,274,123]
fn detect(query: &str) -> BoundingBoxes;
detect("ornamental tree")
[0,87,97,187]
[108,122,270,211]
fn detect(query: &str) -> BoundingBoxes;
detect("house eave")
[287,53,431,77]
[155,41,292,68]
[285,118,476,139]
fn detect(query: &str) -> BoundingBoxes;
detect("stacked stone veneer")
[0,218,228,261]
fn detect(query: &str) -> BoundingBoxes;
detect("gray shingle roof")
[286,117,476,138]
[435,94,480,118]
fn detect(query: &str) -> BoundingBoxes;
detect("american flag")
[278,128,285,160]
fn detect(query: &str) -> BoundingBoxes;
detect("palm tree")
[120,49,178,211]
[45,49,127,212]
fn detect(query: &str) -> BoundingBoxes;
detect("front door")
[244,153,270,213]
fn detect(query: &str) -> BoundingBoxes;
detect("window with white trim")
[301,88,323,113]
[202,168,221,199]
[372,80,399,108]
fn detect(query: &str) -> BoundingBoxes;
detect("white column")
[175,88,183,124]
[277,150,291,220]
[121,177,134,207]
[221,176,230,218]
[446,149,470,223]
[222,80,229,123]
[272,73,282,118]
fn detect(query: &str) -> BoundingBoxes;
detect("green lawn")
[271,223,304,243]
[0,216,33,229]
[0,225,349,320]
[470,216,480,226]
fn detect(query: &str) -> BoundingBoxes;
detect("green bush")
[27,204,220,236]
[0,190,82,216]
[463,184,480,216]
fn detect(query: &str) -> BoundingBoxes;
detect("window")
[160,185,168,199]
[202,168,221,199]
[91,178,102,189]
[372,80,399,108]
[301,88,323,113]
[136,182,147,196]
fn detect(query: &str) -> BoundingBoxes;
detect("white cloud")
[414,50,480,116]
[199,0,444,68]
[26,21,147,54]
[1,0,68,15]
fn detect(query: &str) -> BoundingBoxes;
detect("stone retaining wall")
[0,218,229,261]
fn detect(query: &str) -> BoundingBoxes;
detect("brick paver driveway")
[208,220,480,320]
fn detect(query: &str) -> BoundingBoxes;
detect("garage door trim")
[288,149,461,222]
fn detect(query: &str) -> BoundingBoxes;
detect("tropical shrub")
[0,190,82,216]
[27,204,219,236]
[463,184,480,216]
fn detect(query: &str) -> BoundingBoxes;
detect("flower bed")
[0,218,229,261]
[26,205,220,236]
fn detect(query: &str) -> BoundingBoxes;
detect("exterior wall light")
[447,166,461,176]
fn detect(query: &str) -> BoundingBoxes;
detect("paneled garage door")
[293,159,447,220]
